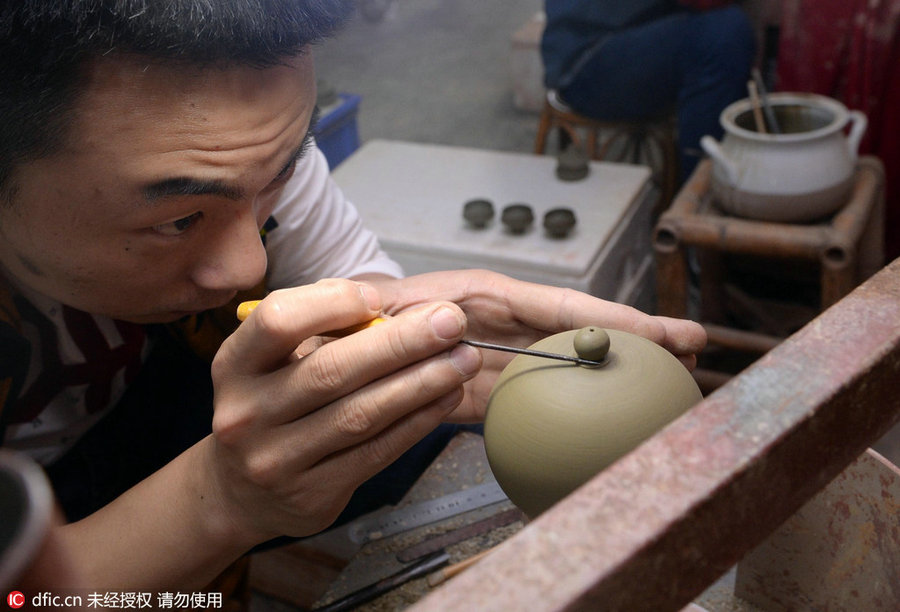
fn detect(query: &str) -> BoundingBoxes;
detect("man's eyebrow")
[142,107,322,203]
[142,177,244,202]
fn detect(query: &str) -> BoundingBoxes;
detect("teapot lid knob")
[573,327,610,362]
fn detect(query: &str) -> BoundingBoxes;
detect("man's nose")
[190,207,268,291]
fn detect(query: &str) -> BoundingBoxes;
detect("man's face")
[0,52,317,323]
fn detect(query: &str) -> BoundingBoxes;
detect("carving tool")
[235,299,385,336]
[459,338,602,366]
[311,550,450,612]
[236,300,603,365]
[312,506,517,609]
[426,546,496,587]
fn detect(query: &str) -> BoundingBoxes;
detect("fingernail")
[449,344,482,376]
[356,282,382,312]
[431,306,464,340]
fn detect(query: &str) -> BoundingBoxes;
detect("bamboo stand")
[653,157,885,389]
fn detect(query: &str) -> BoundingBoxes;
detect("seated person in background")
[541,0,756,181]
[0,0,705,592]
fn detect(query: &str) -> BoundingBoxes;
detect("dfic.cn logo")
[7,591,25,609]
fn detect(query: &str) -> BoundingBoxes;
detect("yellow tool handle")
[426,547,495,587]
[325,317,388,337]
[235,300,261,321]
[236,300,386,337]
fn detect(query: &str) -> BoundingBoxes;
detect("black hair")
[0,0,355,202]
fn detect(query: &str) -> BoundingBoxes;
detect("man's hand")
[203,270,705,542]
[365,269,707,423]
[207,278,482,542]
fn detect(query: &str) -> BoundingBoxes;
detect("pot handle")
[845,110,867,159]
[700,136,739,185]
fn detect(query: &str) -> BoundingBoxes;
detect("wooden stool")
[653,157,886,391]
[534,89,678,209]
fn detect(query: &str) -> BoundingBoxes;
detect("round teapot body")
[483,328,702,517]
[701,93,867,222]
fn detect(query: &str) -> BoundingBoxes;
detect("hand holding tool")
[236,300,604,366]
[236,299,386,336]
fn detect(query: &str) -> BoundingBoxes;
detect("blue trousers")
[558,6,756,181]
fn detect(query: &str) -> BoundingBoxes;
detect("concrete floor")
[312,0,542,154]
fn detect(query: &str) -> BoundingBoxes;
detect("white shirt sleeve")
[264,142,404,291]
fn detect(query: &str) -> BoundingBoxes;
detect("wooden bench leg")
[533,101,553,155]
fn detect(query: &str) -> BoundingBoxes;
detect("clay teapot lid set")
[462,198,578,238]
[483,326,702,518]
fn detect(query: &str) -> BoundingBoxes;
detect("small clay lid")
[555,145,589,181]
[543,207,577,239]
[462,198,495,228]
[501,203,534,234]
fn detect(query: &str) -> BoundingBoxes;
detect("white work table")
[333,139,656,307]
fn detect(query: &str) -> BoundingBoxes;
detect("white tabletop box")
[332,140,656,308]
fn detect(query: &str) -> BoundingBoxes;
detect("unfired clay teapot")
[484,327,702,517]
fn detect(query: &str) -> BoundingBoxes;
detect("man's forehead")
[69,52,317,153]
[81,51,315,107]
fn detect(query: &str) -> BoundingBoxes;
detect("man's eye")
[274,159,298,183]
[152,212,202,236]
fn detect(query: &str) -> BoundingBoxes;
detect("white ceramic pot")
[700,93,867,223]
